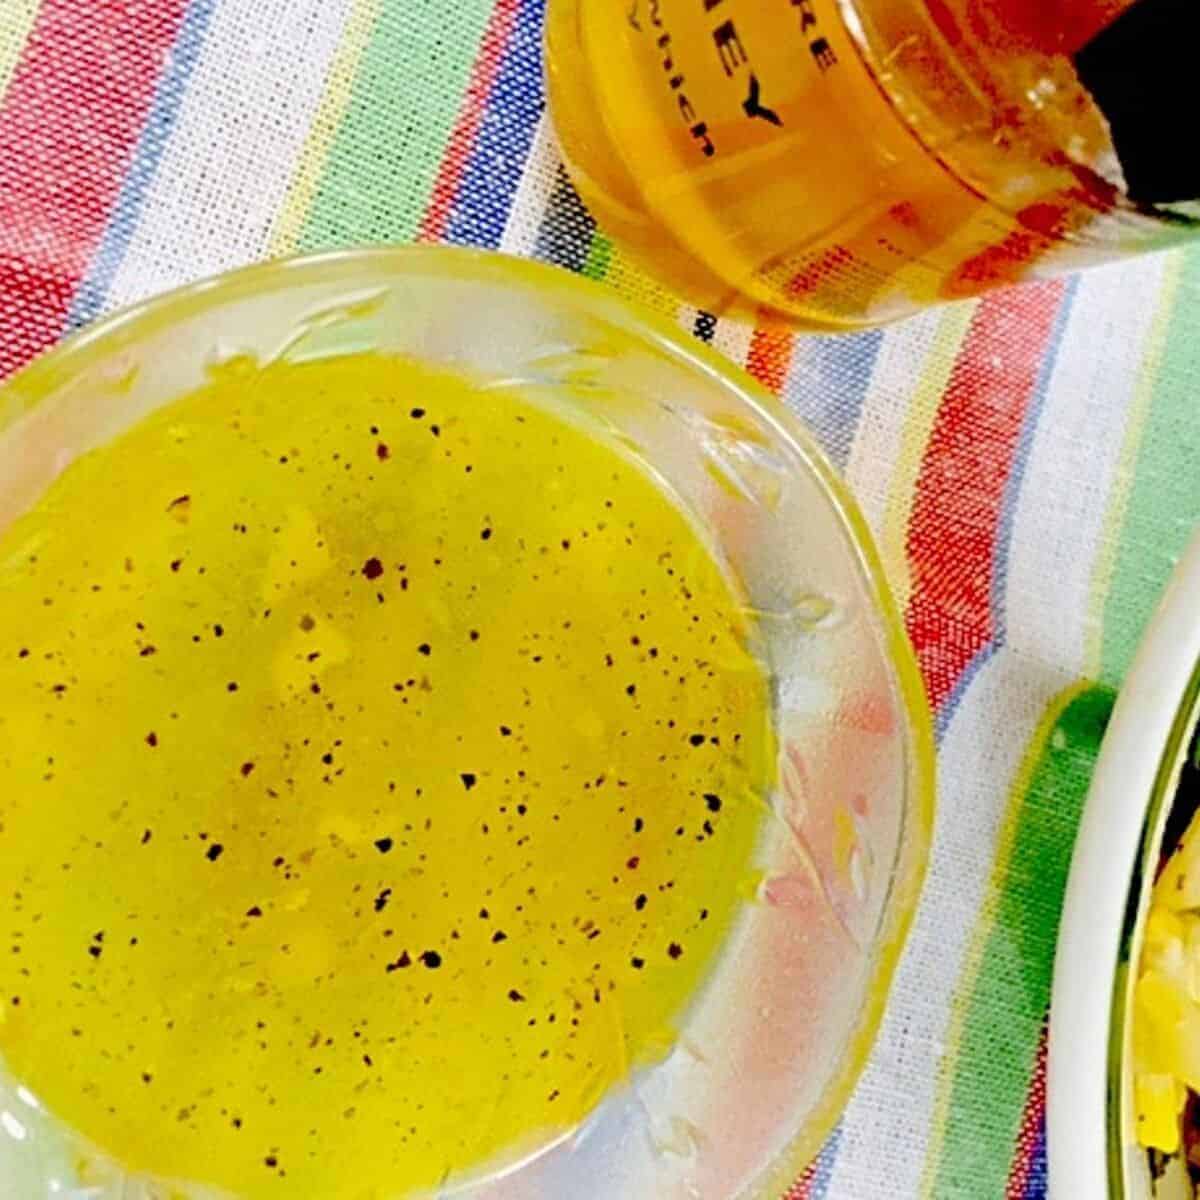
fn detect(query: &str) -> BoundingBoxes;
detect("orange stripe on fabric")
[744,323,793,394]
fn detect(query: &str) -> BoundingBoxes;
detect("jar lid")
[1075,0,1200,204]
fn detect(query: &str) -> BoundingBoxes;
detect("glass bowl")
[0,246,934,1199]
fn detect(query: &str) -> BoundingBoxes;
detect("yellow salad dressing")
[0,353,774,1198]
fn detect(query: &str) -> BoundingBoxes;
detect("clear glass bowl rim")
[0,243,936,1196]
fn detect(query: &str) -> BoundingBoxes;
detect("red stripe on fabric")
[745,324,793,394]
[904,281,1065,710]
[0,0,191,380]
[783,1157,819,1200]
[416,0,522,244]
[1005,1022,1048,1200]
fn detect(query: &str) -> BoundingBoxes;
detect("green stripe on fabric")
[298,0,496,250]
[1101,244,1200,684]
[581,231,612,282]
[926,685,1114,1199]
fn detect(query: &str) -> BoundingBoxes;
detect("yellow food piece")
[1134,806,1200,1152]
[1135,1073,1183,1155]
[0,354,774,1197]
[1142,908,1188,995]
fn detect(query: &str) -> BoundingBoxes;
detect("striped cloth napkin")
[2,1,1199,1196]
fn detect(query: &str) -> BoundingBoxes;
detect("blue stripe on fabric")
[66,0,218,330]
[443,0,546,249]
[990,276,1080,644]
[805,1123,844,1200]
[935,640,1000,742]
[533,165,596,273]
[693,311,717,343]
[1022,1111,1048,1200]
[787,330,884,471]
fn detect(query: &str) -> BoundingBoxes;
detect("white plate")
[1049,528,1200,1199]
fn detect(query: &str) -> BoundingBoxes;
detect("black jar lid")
[1075,0,1200,205]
